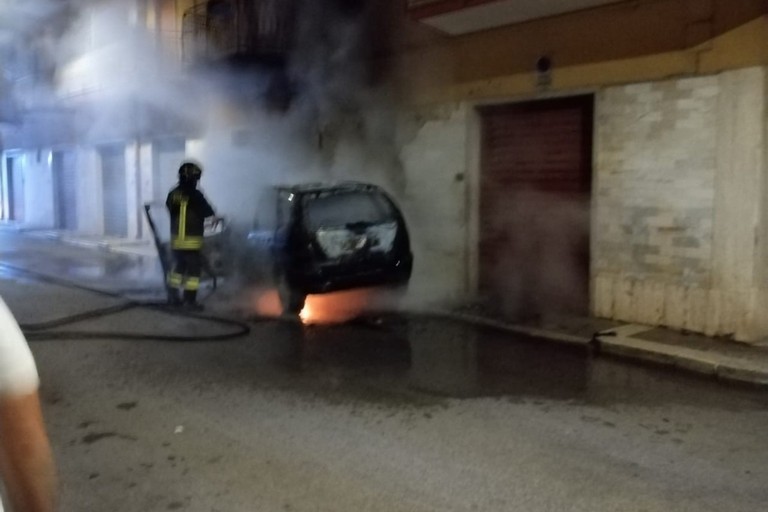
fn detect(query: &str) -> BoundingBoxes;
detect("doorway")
[478,95,594,318]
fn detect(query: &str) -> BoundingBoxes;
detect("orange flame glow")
[251,287,283,317]
[250,285,405,324]
[298,289,375,325]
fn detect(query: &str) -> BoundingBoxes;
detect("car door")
[244,190,281,281]
[271,190,298,275]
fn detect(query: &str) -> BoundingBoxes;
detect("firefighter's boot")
[167,289,183,306]
[183,290,204,311]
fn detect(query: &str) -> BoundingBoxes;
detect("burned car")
[244,182,413,314]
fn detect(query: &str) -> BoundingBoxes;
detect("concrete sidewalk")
[593,324,768,386]
[16,228,158,257]
[441,310,768,387]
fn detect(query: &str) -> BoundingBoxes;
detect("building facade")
[1,1,185,239]
[394,0,768,340]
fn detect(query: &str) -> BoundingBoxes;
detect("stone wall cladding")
[594,67,767,341]
[595,76,719,288]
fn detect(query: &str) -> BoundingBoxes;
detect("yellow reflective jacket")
[166,185,215,250]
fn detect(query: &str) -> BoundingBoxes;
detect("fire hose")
[5,261,253,342]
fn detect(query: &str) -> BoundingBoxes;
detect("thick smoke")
[0,0,82,125]
[2,0,413,313]
[2,0,402,216]
[182,0,412,315]
[182,0,407,241]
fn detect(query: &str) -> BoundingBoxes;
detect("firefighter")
[166,161,217,310]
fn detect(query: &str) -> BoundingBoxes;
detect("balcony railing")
[181,0,294,66]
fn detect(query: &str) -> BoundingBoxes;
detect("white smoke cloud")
[3,0,456,314]
[3,0,400,203]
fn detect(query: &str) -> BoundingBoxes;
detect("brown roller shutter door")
[479,96,593,317]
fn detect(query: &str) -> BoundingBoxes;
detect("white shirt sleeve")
[0,296,39,396]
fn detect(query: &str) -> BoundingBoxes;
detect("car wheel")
[276,274,306,316]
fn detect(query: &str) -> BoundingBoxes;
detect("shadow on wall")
[482,188,591,321]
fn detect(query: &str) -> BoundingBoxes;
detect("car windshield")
[303,190,395,231]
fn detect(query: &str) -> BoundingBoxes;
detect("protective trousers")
[167,249,202,304]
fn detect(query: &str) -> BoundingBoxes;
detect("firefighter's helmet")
[178,161,203,182]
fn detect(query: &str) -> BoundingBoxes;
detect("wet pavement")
[0,233,162,293]
[254,315,768,409]
[3,232,766,404]
[1,232,767,511]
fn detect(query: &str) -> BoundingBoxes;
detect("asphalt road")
[0,233,767,512]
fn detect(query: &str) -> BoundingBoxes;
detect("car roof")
[275,181,382,195]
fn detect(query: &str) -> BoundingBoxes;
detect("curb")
[60,238,110,250]
[424,311,591,347]
[594,330,768,387]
